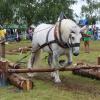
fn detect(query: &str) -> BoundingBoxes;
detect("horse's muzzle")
[73,52,79,56]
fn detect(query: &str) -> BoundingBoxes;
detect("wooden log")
[3,59,21,69]
[8,65,100,73]
[8,60,20,69]
[7,46,31,54]
[8,74,34,90]
[73,69,100,80]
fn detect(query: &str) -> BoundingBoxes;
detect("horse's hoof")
[54,79,61,83]
[67,62,72,65]
[63,62,72,67]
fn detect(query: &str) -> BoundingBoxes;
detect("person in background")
[83,27,93,53]
[0,25,6,58]
[93,27,98,40]
[0,25,6,41]
[27,25,35,41]
[15,29,21,42]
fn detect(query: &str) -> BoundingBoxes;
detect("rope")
[15,52,31,66]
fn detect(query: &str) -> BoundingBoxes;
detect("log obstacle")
[73,61,100,80]
[73,68,100,80]
[8,65,100,73]
[0,60,34,90]
[0,59,100,90]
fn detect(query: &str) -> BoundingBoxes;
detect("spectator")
[83,28,93,53]
[15,29,21,42]
[27,25,35,41]
[94,28,98,40]
[0,25,6,41]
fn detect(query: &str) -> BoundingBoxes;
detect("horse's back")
[32,23,54,46]
[34,23,53,33]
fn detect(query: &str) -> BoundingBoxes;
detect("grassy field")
[0,40,100,100]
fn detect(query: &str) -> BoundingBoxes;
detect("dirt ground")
[31,73,100,95]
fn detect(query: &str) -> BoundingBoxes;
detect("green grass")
[0,40,100,100]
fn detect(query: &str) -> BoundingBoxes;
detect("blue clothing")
[79,19,88,26]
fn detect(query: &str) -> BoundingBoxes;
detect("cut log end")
[8,74,34,90]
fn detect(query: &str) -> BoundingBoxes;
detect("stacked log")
[8,74,33,90]
[7,60,21,69]
[6,46,32,55]
[73,69,100,80]
[0,60,34,90]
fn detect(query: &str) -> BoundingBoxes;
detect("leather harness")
[32,20,80,53]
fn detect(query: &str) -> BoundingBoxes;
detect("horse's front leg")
[51,52,61,83]
[27,53,35,77]
[63,48,72,67]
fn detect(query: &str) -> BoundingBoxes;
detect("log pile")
[8,74,33,90]
[0,58,100,90]
[6,46,32,55]
[0,60,34,90]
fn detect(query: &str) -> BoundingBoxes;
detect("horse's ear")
[80,25,87,32]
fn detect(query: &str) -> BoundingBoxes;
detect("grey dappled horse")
[27,19,83,83]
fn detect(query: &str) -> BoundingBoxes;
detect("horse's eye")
[72,37,74,40]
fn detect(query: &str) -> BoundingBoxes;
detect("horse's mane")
[60,19,80,34]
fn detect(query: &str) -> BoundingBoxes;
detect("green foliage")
[81,0,100,21]
[0,0,76,26]
[0,0,13,24]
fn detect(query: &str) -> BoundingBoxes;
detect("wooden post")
[0,40,5,58]
[0,60,34,90]
[0,60,8,86]
[97,56,100,65]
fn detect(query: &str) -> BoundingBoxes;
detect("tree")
[0,0,13,24]
[0,0,76,26]
[81,0,100,23]
[33,0,76,24]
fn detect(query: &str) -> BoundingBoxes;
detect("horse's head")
[69,29,82,56]
[60,19,82,56]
